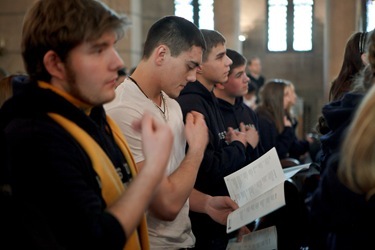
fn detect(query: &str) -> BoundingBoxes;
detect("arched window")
[267,0,314,52]
[174,0,214,29]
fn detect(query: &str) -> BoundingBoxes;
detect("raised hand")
[226,126,247,147]
[184,111,208,153]
[132,111,173,172]
[243,123,259,149]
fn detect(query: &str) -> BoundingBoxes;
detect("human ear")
[154,45,168,66]
[43,50,65,80]
[361,53,369,66]
[215,83,225,90]
[196,64,203,74]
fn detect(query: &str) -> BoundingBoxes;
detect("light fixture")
[238,34,246,42]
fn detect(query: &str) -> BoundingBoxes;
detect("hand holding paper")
[225,148,286,233]
[224,147,311,234]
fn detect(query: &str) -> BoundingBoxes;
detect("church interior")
[0,0,372,136]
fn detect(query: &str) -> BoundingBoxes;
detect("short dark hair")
[226,49,246,76]
[22,0,130,82]
[143,16,206,59]
[200,29,226,62]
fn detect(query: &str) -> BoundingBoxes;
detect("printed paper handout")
[283,163,310,180]
[226,226,277,250]
[225,147,309,233]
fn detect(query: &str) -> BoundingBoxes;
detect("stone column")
[323,0,361,101]
[104,0,136,71]
[129,0,142,69]
[214,0,241,53]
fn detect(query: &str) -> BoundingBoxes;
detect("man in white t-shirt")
[105,16,240,249]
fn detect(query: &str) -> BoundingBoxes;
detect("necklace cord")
[128,76,168,121]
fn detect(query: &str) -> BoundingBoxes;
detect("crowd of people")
[1,1,375,250]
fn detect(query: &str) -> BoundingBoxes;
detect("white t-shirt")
[105,79,195,249]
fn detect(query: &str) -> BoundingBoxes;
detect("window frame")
[174,0,214,29]
[363,0,375,32]
[266,0,315,53]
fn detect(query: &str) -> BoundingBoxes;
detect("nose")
[225,55,233,67]
[110,48,125,72]
[186,69,197,83]
[244,73,250,82]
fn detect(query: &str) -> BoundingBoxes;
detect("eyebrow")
[187,60,200,68]
[86,41,109,52]
[236,70,245,76]
[89,37,117,49]
[216,51,226,59]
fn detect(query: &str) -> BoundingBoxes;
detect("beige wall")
[0,0,34,75]
[324,0,361,100]
[0,0,172,75]
[240,0,362,133]
[0,0,364,134]
[214,0,241,52]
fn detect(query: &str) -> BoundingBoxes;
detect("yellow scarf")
[48,113,149,250]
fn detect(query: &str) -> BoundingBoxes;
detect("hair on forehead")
[200,29,226,62]
[142,15,206,59]
[22,0,130,82]
[226,49,246,75]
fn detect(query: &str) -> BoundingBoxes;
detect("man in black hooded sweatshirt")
[177,29,253,250]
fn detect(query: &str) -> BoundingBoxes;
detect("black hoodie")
[318,92,364,172]
[217,96,263,164]
[309,154,375,249]
[177,81,247,249]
